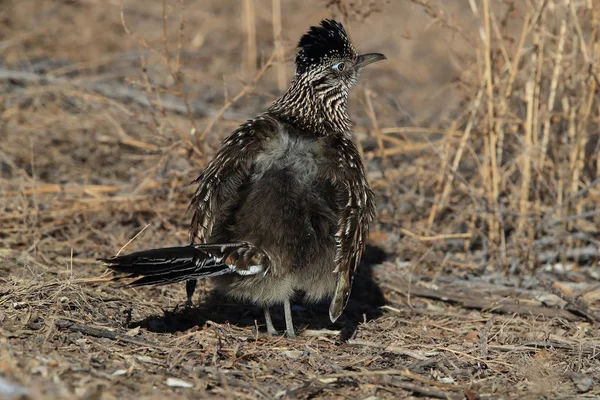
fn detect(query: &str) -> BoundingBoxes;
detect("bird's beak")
[354,53,386,70]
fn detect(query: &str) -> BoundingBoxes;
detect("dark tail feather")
[100,242,268,287]
[99,245,235,286]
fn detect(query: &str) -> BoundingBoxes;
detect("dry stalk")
[427,121,456,230]
[119,0,168,137]
[516,62,535,235]
[566,106,577,230]
[569,0,591,63]
[482,0,500,245]
[419,0,599,267]
[272,0,286,92]
[428,89,483,226]
[161,0,199,141]
[573,77,596,217]
[243,0,257,73]
[364,88,385,158]
[504,11,530,99]
[539,19,566,170]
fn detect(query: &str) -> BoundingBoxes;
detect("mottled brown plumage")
[101,19,384,337]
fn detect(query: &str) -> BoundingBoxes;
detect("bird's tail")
[99,242,267,286]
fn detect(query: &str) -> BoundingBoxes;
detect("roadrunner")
[101,20,384,337]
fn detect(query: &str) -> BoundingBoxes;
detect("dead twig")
[479,315,496,357]
[388,379,465,400]
[161,0,199,135]
[55,319,162,348]
[400,228,471,242]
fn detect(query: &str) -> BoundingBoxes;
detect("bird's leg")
[263,307,278,335]
[283,298,296,338]
[185,279,197,308]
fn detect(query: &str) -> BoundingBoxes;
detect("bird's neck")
[268,75,352,136]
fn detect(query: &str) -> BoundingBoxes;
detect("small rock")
[135,355,161,365]
[318,377,338,384]
[112,369,127,376]
[31,365,48,377]
[0,378,29,400]
[125,326,140,337]
[12,302,27,309]
[570,373,593,393]
[166,378,193,388]
[283,350,303,360]
[536,293,566,308]
[438,377,455,384]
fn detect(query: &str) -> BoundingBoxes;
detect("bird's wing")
[326,135,376,323]
[189,116,279,243]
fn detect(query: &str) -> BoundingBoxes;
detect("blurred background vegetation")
[1,1,598,274]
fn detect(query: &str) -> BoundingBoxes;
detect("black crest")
[295,19,356,74]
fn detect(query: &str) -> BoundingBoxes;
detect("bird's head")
[295,19,386,99]
[270,19,385,134]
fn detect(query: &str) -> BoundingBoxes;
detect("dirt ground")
[1,1,599,399]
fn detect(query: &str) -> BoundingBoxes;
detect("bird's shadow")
[131,244,387,339]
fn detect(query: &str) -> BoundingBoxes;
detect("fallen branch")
[382,281,583,322]
[539,278,600,323]
[55,319,162,348]
[489,341,597,354]
[347,339,429,361]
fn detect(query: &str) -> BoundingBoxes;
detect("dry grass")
[1,0,599,399]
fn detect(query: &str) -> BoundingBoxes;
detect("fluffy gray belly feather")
[212,130,339,306]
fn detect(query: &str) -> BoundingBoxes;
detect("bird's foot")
[263,307,278,336]
[185,280,197,309]
[285,327,296,338]
[283,298,296,338]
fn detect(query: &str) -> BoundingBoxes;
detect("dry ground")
[1,1,599,399]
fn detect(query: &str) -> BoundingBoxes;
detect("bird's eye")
[331,62,346,72]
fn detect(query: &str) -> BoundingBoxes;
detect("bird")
[100,19,385,338]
